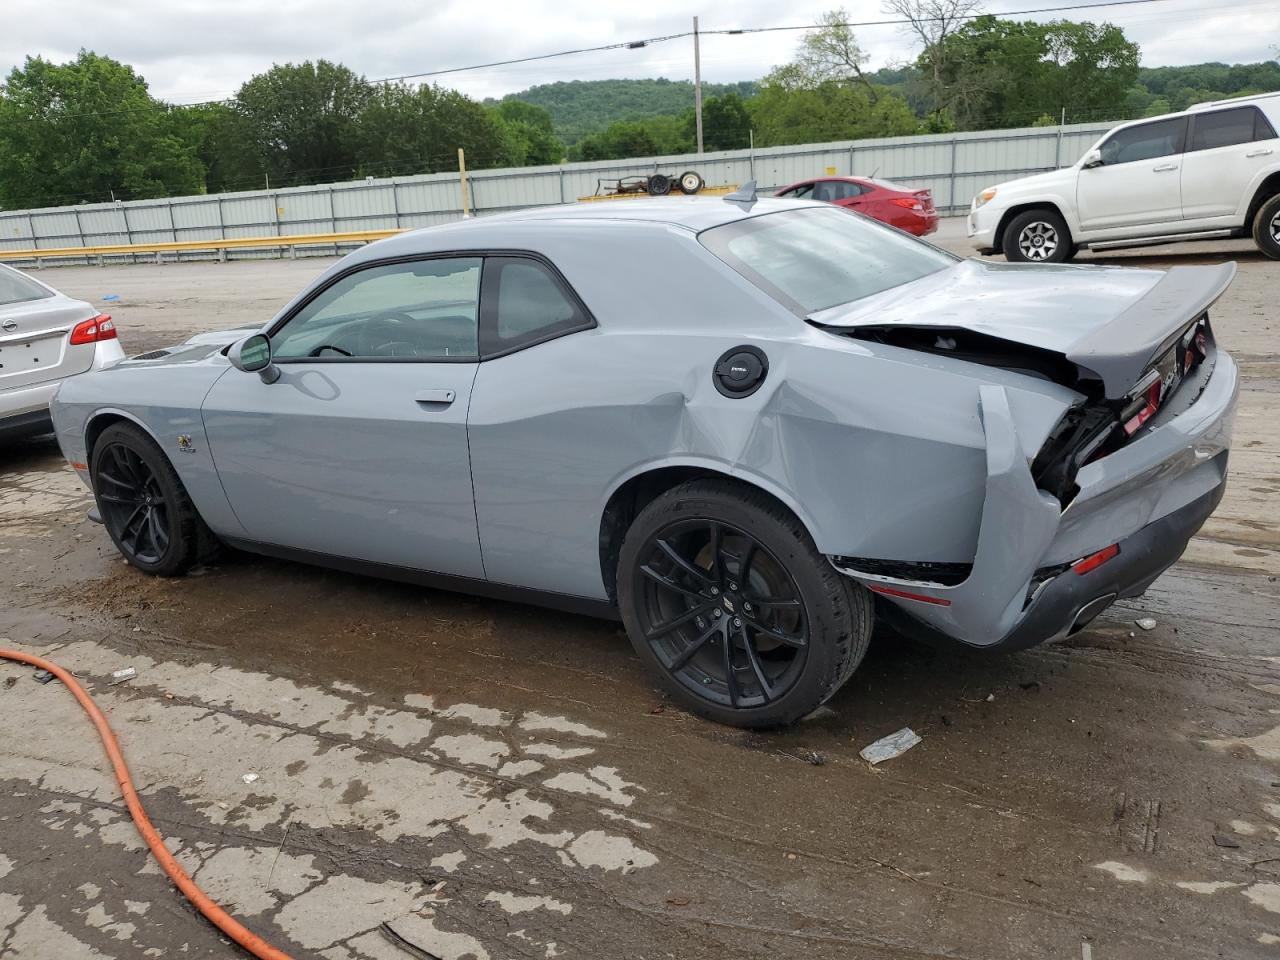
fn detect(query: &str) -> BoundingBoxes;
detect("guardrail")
[0,228,405,265]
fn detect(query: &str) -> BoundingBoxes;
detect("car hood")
[987,167,1074,197]
[116,326,261,369]
[809,259,1236,398]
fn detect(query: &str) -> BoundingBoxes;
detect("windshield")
[0,265,54,306]
[699,207,956,315]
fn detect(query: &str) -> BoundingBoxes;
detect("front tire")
[617,479,872,728]
[1252,193,1280,260]
[1003,209,1074,263]
[90,422,212,576]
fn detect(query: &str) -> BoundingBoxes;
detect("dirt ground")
[2,220,1279,960]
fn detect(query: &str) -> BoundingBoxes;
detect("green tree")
[933,16,1140,128]
[170,102,264,194]
[233,60,372,185]
[793,8,880,100]
[747,66,919,147]
[357,83,512,175]
[0,51,202,208]
[491,100,564,166]
[568,121,661,161]
[686,93,753,151]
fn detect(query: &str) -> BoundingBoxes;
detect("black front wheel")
[91,422,213,576]
[617,480,871,727]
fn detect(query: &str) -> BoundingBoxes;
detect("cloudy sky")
[3,0,1276,103]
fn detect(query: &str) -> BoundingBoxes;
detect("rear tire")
[617,479,872,728]
[90,422,214,577]
[1252,193,1280,260]
[1003,209,1074,263]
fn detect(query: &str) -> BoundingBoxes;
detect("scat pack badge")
[177,434,195,453]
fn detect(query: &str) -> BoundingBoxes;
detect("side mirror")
[228,333,280,384]
[1082,149,1103,169]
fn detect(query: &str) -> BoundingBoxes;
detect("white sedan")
[0,263,124,442]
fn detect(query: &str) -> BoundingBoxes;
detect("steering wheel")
[307,344,352,358]
[359,313,422,358]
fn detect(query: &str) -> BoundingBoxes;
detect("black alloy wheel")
[90,421,213,576]
[618,479,871,727]
[633,518,809,710]
[96,441,171,565]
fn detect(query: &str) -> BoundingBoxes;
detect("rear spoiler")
[1067,262,1236,400]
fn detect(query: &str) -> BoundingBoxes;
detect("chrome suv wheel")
[1002,208,1074,263]
[1253,193,1280,261]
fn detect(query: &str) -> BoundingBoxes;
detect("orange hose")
[1,647,294,960]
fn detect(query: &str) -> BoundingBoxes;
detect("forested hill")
[494,79,757,144]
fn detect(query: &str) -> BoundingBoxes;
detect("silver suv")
[969,93,1280,262]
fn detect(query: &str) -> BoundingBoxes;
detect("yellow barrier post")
[458,149,471,219]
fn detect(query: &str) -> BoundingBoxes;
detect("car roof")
[344,196,825,265]
[475,196,814,231]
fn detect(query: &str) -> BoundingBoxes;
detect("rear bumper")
[833,348,1237,648]
[987,477,1224,650]
[898,211,939,236]
[0,407,55,441]
[0,339,124,436]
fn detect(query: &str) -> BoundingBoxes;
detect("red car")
[773,176,939,236]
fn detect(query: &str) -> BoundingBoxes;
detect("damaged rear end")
[813,260,1238,649]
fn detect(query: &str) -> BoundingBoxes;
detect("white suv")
[969,93,1280,262]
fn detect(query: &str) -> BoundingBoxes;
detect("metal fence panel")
[0,121,1119,262]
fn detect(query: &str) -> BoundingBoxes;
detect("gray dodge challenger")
[49,193,1238,727]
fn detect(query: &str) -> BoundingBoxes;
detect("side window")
[811,181,837,202]
[480,257,592,356]
[1098,117,1188,165]
[1257,109,1278,142]
[1190,108,1264,151]
[271,258,481,361]
[831,181,866,200]
[783,183,814,199]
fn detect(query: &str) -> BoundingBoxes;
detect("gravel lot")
[2,218,1278,959]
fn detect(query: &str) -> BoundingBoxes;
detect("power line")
[370,0,1187,84]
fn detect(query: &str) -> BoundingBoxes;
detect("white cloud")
[1,0,1276,104]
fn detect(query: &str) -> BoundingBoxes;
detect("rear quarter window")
[699,206,956,316]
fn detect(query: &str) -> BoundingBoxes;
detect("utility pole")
[693,16,704,154]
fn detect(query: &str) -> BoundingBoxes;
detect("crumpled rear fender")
[833,385,1063,646]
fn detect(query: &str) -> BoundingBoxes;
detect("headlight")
[973,187,997,209]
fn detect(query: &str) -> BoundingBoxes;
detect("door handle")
[1152,163,1178,172]
[1246,148,1274,158]
[415,389,456,405]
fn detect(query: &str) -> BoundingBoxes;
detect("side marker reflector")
[867,584,952,606]
[1072,543,1120,576]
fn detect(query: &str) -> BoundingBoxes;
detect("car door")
[827,181,870,210]
[201,255,486,579]
[1076,116,1188,232]
[1181,106,1279,221]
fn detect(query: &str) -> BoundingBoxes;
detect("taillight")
[890,197,923,210]
[69,314,115,345]
[1072,543,1120,575]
